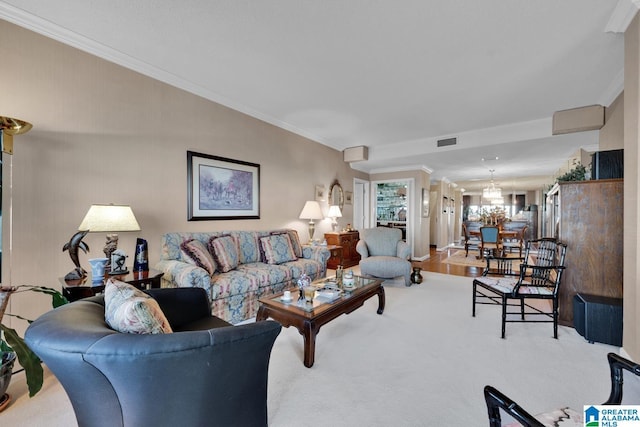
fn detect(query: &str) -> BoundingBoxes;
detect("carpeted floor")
[2,272,623,426]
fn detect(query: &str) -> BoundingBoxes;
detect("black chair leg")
[501,295,507,339]
[520,298,525,320]
[472,282,477,317]
[553,299,559,339]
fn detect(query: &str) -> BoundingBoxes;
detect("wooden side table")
[324,231,360,269]
[324,245,343,270]
[61,269,164,302]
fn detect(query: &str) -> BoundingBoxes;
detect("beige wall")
[0,21,367,331]
[601,91,624,151]
[624,14,640,360]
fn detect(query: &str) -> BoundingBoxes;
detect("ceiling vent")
[437,137,457,147]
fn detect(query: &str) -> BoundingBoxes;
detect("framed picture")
[345,191,353,205]
[187,151,260,220]
[315,185,326,202]
[422,189,430,217]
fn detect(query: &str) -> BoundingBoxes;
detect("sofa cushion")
[104,279,173,334]
[209,235,240,273]
[180,238,217,275]
[271,230,303,258]
[260,234,297,264]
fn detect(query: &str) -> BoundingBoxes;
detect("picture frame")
[422,188,430,217]
[345,191,353,205]
[315,185,326,202]
[187,151,260,220]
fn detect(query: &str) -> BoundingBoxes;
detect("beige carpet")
[2,272,624,426]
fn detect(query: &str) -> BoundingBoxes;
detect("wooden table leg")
[376,286,386,315]
[256,306,268,322]
[301,320,318,368]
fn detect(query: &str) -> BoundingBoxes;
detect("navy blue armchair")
[25,287,281,427]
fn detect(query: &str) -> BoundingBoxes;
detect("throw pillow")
[104,279,172,334]
[260,234,297,265]
[208,235,240,273]
[180,239,217,275]
[271,230,303,258]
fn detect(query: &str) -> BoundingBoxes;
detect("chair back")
[360,227,403,257]
[522,238,567,292]
[480,226,499,244]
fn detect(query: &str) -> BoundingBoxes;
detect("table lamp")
[299,201,323,243]
[327,205,342,231]
[78,204,141,273]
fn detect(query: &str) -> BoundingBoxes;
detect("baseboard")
[411,254,430,261]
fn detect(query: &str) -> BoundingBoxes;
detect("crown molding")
[605,0,640,33]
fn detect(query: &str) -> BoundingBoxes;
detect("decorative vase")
[0,351,16,412]
[411,267,423,284]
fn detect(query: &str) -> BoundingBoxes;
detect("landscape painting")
[187,151,260,220]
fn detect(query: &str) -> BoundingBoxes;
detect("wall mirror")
[329,180,344,211]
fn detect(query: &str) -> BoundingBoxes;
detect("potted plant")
[0,285,67,399]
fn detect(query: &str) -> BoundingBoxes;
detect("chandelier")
[482,170,502,200]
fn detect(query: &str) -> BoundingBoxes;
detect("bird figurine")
[63,230,90,280]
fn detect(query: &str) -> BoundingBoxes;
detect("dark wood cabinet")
[550,179,623,327]
[324,231,360,269]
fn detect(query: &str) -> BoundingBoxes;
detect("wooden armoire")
[548,179,623,326]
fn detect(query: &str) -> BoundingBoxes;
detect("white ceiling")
[0,0,627,192]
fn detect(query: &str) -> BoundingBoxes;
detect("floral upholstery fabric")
[260,234,297,264]
[209,235,240,273]
[156,230,330,324]
[104,279,173,334]
[180,239,216,275]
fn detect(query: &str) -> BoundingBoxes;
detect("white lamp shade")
[327,205,342,218]
[78,204,141,232]
[299,201,323,220]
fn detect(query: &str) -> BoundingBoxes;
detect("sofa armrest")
[396,241,411,260]
[302,245,331,265]
[356,240,369,258]
[155,259,212,294]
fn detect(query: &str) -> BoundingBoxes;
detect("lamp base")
[308,221,316,244]
[103,233,119,270]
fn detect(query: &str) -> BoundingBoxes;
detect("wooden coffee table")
[256,275,385,368]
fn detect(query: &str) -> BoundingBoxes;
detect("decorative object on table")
[0,115,32,155]
[343,269,354,287]
[187,151,260,220]
[62,229,90,280]
[327,205,342,232]
[0,285,68,399]
[133,238,149,272]
[303,286,315,304]
[299,200,323,243]
[411,267,423,284]
[78,204,141,271]
[336,265,344,286]
[0,351,15,412]
[297,273,311,301]
[88,258,108,284]
[109,249,129,275]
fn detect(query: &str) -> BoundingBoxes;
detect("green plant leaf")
[0,324,43,397]
[17,285,68,308]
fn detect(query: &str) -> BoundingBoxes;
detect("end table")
[61,269,164,302]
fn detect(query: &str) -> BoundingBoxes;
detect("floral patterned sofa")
[156,229,330,324]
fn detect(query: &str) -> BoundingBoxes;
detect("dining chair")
[479,226,501,259]
[502,225,528,257]
[462,223,481,257]
[472,238,567,338]
[484,353,640,426]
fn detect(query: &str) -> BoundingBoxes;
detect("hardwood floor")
[412,246,484,278]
